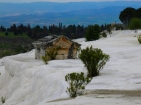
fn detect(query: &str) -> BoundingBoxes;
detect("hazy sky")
[0,0,141,3]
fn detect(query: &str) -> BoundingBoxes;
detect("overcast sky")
[0,0,141,3]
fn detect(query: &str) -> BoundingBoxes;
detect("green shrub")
[1,96,6,104]
[78,46,110,77]
[5,31,9,36]
[85,24,101,41]
[41,56,49,64]
[46,46,60,60]
[107,24,112,34]
[138,34,141,44]
[102,32,107,38]
[65,72,91,98]
[129,18,141,32]
[0,50,13,58]
[14,45,27,54]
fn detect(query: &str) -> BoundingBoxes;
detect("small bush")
[14,45,27,54]
[5,31,9,36]
[85,24,101,41]
[46,46,60,60]
[138,35,141,44]
[41,56,49,64]
[102,32,107,38]
[1,50,12,57]
[129,18,141,32]
[1,96,6,104]
[65,72,91,98]
[78,46,110,77]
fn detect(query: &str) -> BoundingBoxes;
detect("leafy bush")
[138,34,141,44]
[129,18,141,32]
[85,24,101,41]
[5,31,9,36]
[115,25,123,30]
[1,96,6,104]
[1,51,11,57]
[41,56,49,64]
[107,24,112,34]
[102,32,107,38]
[14,45,27,53]
[46,46,60,60]
[78,46,110,77]
[65,72,91,98]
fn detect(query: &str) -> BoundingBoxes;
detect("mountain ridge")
[0,1,140,27]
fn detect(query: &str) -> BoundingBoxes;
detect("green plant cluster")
[41,56,49,64]
[78,46,110,77]
[129,18,141,31]
[102,32,107,38]
[119,7,141,27]
[41,46,60,64]
[0,31,33,58]
[65,72,91,98]
[14,45,27,54]
[85,24,101,41]
[1,96,6,104]
[46,47,60,60]
[138,34,141,44]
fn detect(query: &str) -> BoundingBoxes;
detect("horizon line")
[0,0,141,3]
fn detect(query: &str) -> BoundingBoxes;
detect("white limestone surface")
[0,30,141,105]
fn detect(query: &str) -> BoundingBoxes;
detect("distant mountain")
[0,1,140,27]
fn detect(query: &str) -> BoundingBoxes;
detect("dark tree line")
[0,23,109,40]
[119,7,141,26]
[0,23,85,40]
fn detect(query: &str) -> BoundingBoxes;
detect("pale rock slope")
[0,30,141,105]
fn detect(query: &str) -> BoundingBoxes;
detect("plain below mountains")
[0,1,141,27]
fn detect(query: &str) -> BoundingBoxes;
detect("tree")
[43,26,49,36]
[17,24,24,34]
[26,24,32,37]
[136,8,141,19]
[106,24,112,34]
[119,7,136,26]
[85,24,101,41]
[129,18,141,32]
[0,26,6,32]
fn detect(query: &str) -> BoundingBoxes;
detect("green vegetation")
[119,7,136,26]
[46,47,60,60]
[138,35,141,44]
[41,46,60,64]
[119,7,141,27]
[78,46,110,77]
[102,32,107,38]
[65,72,91,98]
[85,24,101,41]
[0,32,30,38]
[106,24,112,34]
[0,32,33,58]
[41,56,49,64]
[129,18,141,32]
[0,50,15,58]
[1,96,6,104]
